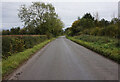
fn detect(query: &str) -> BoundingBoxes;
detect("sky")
[119,1,120,19]
[0,0,119,30]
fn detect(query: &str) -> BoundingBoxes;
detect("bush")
[2,35,48,59]
[67,35,120,63]
[2,39,53,77]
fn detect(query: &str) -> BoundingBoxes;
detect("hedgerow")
[67,35,120,63]
[2,38,54,78]
[2,35,48,59]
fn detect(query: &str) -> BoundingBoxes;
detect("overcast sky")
[0,0,119,30]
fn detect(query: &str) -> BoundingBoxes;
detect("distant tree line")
[65,13,120,46]
[65,13,119,38]
[2,2,64,37]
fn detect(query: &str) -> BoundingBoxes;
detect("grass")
[2,38,55,78]
[67,35,120,63]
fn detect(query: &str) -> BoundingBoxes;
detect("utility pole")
[118,1,120,43]
[118,2,120,81]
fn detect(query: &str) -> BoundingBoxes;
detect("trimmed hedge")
[67,35,120,63]
[2,38,54,78]
[2,35,48,59]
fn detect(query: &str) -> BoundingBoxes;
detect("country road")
[9,36,118,80]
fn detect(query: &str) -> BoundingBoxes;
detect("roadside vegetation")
[2,38,54,78]
[2,2,64,59]
[67,35,120,63]
[65,13,120,63]
[2,2,64,37]
[2,2,64,78]
[2,35,48,59]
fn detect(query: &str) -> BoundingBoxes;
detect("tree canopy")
[65,13,119,38]
[3,2,64,37]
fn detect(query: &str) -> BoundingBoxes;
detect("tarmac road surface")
[9,36,118,80]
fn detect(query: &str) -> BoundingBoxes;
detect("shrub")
[2,35,48,59]
[67,35,120,63]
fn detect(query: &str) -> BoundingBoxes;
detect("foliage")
[2,2,64,36]
[82,13,94,21]
[103,25,118,37]
[65,13,119,39]
[17,2,64,36]
[2,35,48,59]
[67,14,95,36]
[2,38,54,78]
[65,12,120,63]
[67,35,120,63]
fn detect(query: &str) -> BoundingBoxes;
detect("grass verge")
[2,38,55,78]
[67,36,120,64]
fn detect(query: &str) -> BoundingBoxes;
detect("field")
[67,35,120,63]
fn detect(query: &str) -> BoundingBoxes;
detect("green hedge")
[67,35,120,63]
[2,39,54,78]
[2,35,48,59]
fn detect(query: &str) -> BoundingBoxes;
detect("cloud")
[2,1,118,30]
[0,3,2,23]
[2,23,23,30]
[2,2,30,23]
[52,2,118,28]
[1,0,119,2]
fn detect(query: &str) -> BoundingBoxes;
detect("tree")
[18,2,64,36]
[66,13,95,36]
[82,13,94,21]
[78,16,80,20]
[70,20,81,36]
[93,12,99,27]
[111,18,119,25]
[65,27,72,36]
[2,30,10,35]
[9,27,20,35]
[93,12,99,21]
[99,19,110,27]
[80,13,95,29]
[19,28,27,35]
[79,18,95,29]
